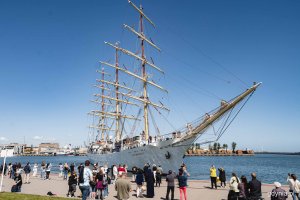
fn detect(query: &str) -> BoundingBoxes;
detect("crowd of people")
[2,160,300,200]
[209,165,300,200]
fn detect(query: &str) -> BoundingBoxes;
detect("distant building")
[24,146,39,155]
[0,143,26,155]
[38,143,59,155]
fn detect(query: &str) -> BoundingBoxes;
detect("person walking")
[228,172,240,200]
[218,167,226,187]
[210,165,217,189]
[248,172,262,200]
[23,162,31,184]
[178,169,188,200]
[115,172,131,200]
[287,174,300,200]
[271,182,288,200]
[135,168,144,198]
[79,160,93,200]
[166,170,176,200]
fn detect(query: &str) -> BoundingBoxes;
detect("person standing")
[238,175,249,200]
[287,174,300,200]
[132,165,137,182]
[218,167,226,187]
[135,168,144,198]
[155,167,162,187]
[178,169,188,200]
[115,172,131,200]
[145,167,155,198]
[63,163,69,180]
[40,161,46,180]
[96,169,105,200]
[59,163,63,177]
[228,173,240,200]
[112,165,118,184]
[23,162,31,184]
[67,171,77,197]
[210,165,217,189]
[45,163,52,180]
[79,160,93,200]
[8,163,12,178]
[271,182,288,200]
[32,163,38,177]
[166,170,176,200]
[248,172,262,200]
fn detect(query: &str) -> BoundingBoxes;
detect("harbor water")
[2,154,299,184]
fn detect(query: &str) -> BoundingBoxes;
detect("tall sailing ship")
[87,1,261,172]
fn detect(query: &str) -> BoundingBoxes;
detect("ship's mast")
[100,1,169,143]
[100,68,105,140]
[139,4,149,141]
[115,47,121,142]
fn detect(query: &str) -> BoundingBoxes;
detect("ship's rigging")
[86,1,261,171]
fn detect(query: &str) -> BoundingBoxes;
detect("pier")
[0,174,290,200]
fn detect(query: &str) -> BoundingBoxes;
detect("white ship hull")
[88,136,196,172]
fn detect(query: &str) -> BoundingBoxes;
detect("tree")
[232,142,237,153]
[217,143,221,153]
[223,144,228,152]
[213,142,218,151]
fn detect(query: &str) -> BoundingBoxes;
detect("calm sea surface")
[2,154,299,184]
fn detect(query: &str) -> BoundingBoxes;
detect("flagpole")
[0,149,8,192]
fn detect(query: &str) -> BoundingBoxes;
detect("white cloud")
[0,137,8,141]
[33,136,56,142]
[33,136,43,140]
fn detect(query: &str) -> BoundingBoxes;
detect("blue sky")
[0,0,299,151]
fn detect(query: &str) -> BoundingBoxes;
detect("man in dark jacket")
[23,162,31,184]
[166,170,176,200]
[248,172,262,199]
[271,182,288,200]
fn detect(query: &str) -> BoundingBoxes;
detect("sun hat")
[274,182,281,188]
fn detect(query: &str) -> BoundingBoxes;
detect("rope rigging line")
[148,107,160,136]
[216,91,255,141]
[129,108,142,137]
[159,22,249,89]
[153,106,177,131]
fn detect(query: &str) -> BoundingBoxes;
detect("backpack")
[24,165,31,173]
[11,185,18,192]
[78,168,84,184]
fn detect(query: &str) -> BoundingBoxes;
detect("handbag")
[89,180,96,187]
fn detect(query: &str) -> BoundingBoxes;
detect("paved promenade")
[1,174,292,199]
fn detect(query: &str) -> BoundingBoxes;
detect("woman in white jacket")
[287,173,300,200]
[228,172,240,200]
